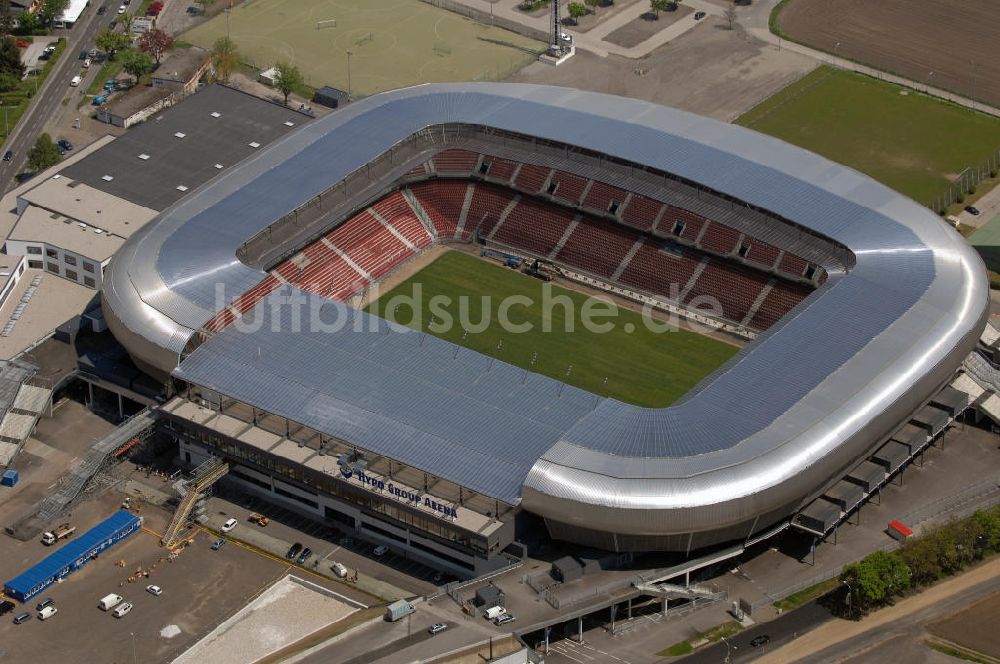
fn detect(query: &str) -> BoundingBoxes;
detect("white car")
[117,4,126,13]
[146,585,162,596]
[69,75,81,87]
[221,518,237,533]
[372,544,388,557]
[83,58,91,68]
[112,602,132,618]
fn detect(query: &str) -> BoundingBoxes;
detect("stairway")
[160,457,229,548]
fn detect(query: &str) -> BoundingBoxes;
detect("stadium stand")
[483,157,519,183]
[555,215,636,278]
[276,241,367,301]
[409,180,467,239]
[620,194,663,231]
[749,281,813,330]
[582,181,628,215]
[617,239,701,301]
[744,239,782,269]
[467,183,518,239]
[779,252,809,278]
[491,196,576,257]
[549,171,589,205]
[684,260,769,323]
[513,164,552,194]
[327,211,412,280]
[697,220,741,255]
[371,192,433,248]
[432,148,480,173]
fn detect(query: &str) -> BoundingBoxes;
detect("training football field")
[184,0,544,98]
[366,251,739,407]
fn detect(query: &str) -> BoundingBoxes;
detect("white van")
[484,606,506,621]
[70,75,81,87]
[331,562,348,578]
[98,593,123,611]
[37,606,58,620]
[112,602,133,618]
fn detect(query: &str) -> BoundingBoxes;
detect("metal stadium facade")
[102,84,988,573]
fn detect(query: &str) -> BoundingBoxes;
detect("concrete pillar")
[87,381,94,409]
[117,392,123,419]
[627,597,632,620]
[577,616,583,643]
[662,597,668,616]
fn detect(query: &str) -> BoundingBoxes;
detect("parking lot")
[205,485,439,598]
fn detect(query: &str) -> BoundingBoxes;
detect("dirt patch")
[509,19,816,122]
[604,5,691,48]
[928,589,1000,659]
[778,0,1000,109]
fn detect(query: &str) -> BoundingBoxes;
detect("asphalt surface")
[682,595,837,663]
[0,5,113,192]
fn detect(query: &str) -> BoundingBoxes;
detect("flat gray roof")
[61,84,310,211]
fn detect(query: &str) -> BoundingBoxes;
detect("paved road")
[0,5,112,193]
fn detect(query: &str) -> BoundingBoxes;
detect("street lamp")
[971,59,977,111]
[843,581,853,619]
[720,635,736,663]
[346,50,353,101]
[926,70,934,93]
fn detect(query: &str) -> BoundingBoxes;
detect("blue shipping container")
[1,470,17,487]
[4,510,142,602]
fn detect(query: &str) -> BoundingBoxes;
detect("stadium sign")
[339,464,458,518]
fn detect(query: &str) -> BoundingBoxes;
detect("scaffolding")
[160,456,229,548]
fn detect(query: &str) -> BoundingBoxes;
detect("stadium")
[101,83,988,575]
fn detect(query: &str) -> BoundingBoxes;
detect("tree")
[137,27,173,64]
[0,0,14,37]
[118,11,135,35]
[649,0,669,18]
[0,35,24,79]
[27,133,61,172]
[725,4,737,29]
[0,71,18,92]
[96,28,130,60]
[840,551,910,614]
[274,61,303,105]
[39,0,69,26]
[584,0,600,13]
[210,36,239,83]
[567,2,587,23]
[122,48,154,83]
[15,10,37,35]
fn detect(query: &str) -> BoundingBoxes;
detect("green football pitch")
[736,66,1000,206]
[365,251,739,407]
[184,0,544,98]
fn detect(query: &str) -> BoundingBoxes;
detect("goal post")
[316,18,336,30]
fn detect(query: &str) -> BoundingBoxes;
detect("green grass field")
[736,66,1000,206]
[365,252,739,407]
[183,0,544,98]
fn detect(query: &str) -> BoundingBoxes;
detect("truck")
[248,513,269,527]
[98,593,123,611]
[484,605,507,621]
[384,599,415,622]
[41,524,76,546]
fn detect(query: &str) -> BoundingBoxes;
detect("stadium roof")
[61,85,310,212]
[104,84,987,537]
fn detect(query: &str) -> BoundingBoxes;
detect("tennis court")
[184,0,545,98]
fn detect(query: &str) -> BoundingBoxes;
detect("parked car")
[372,544,388,557]
[965,205,981,216]
[221,518,238,533]
[35,597,55,612]
[331,562,348,578]
[38,51,51,61]
[750,635,770,647]
[117,4,126,13]
[0,600,16,615]
[89,48,98,58]
[3,150,12,162]
[37,606,58,620]
[286,542,303,559]
[13,612,31,624]
[186,5,201,14]
[78,50,87,60]
[70,75,81,87]
[109,19,117,28]
[211,538,225,550]
[112,602,133,618]
[146,585,162,596]
[296,547,313,564]
[57,139,73,151]
[83,58,91,68]
[97,4,107,13]
[428,623,448,635]
[93,94,107,106]
[694,11,706,19]
[495,613,516,626]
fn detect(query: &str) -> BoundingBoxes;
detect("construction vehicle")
[480,249,521,269]
[248,513,269,527]
[524,260,553,282]
[41,524,76,546]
